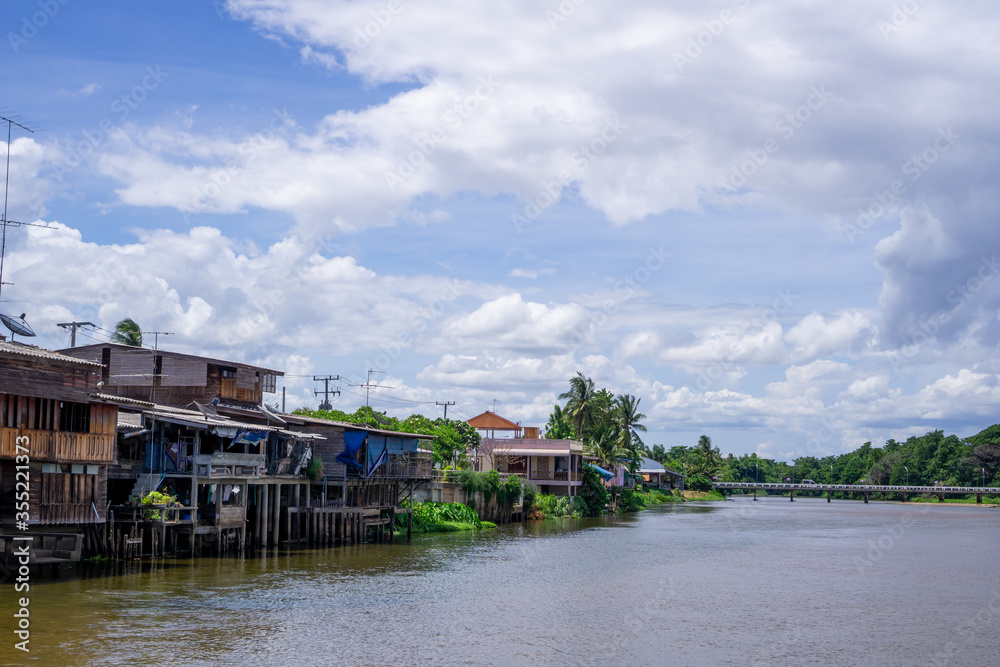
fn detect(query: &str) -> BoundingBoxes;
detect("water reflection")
[3,499,998,666]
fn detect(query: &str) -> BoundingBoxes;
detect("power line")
[57,321,95,347]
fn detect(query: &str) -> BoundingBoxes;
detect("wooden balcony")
[194,452,265,478]
[0,427,116,463]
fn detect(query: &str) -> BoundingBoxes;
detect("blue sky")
[2,0,998,459]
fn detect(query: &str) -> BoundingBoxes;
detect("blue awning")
[587,463,614,481]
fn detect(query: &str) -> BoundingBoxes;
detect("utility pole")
[57,321,95,347]
[313,375,341,410]
[436,400,455,419]
[492,398,501,413]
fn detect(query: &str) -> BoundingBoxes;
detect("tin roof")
[0,340,101,366]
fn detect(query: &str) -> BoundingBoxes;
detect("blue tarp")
[366,438,388,477]
[337,430,367,470]
[587,463,614,481]
[233,429,267,447]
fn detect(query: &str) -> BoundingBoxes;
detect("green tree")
[692,435,721,478]
[576,465,610,516]
[558,372,598,439]
[112,317,142,346]
[614,394,647,472]
[544,404,575,439]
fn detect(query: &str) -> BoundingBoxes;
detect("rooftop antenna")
[0,311,34,342]
[0,113,34,304]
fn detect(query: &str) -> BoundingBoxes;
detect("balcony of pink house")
[476,437,584,496]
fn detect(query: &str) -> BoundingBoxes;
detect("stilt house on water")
[0,340,126,573]
[52,343,438,557]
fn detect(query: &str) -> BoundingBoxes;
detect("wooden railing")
[0,427,115,462]
[194,453,265,477]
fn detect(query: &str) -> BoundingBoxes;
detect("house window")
[261,372,276,393]
[58,401,91,433]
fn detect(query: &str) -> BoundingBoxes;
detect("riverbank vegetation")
[645,423,1000,502]
[397,502,496,533]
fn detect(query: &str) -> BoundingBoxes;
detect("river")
[3,497,998,666]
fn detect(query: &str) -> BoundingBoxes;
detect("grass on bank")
[397,501,497,533]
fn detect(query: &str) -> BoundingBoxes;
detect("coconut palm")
[558,372,598,439]
[694,435,722,477]
[112,317,143,347]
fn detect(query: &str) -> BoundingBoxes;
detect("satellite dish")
[0,312,35,340]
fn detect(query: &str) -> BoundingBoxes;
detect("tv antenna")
[0,113,34,304]
[0,312,35,342]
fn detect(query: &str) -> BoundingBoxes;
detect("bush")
[618,487,645,513]
[686,474,713,492]
[522,484,537,514]
[534,493,574,519]
[403,501,484,532]
[577,465,610,516]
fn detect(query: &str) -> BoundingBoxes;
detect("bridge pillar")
[753,489,757,501]
[864,492,869,504]
[937,494,945,502]
[901,492,906,503]
[977,494,983,504]
[827,491,831,503]
[789,490,794,502]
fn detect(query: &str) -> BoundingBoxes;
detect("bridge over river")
[713,481,1000,503]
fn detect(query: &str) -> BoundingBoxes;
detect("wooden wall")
[0,461,106,525]
[0,355,96,403]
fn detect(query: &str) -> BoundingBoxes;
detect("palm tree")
[558,372,598,439]
[614,394,647,473]
[615,394,647,449]
[112,318,143,346]
[586,423,625,472]
[694,435,722,478]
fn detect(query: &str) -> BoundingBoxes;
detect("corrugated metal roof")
[284,413,436,440]
[143,404,324,440]
[0,340,101,366]
[91,392,153,406]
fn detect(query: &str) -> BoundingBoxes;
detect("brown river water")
[2,497,999,666]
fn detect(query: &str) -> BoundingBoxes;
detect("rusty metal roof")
[0,340,101,366]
